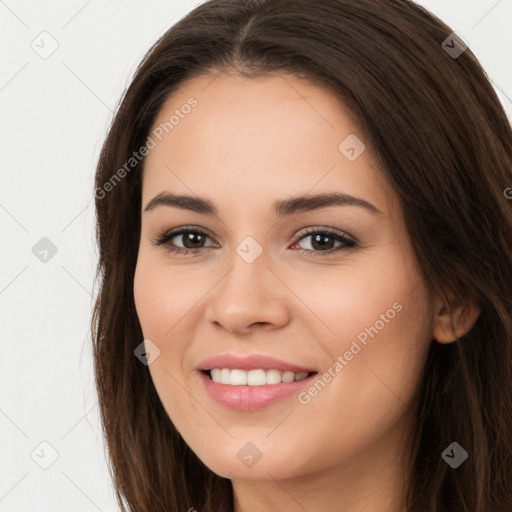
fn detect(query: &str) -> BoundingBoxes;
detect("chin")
[185,437,310,482]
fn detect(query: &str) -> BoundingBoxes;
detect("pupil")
[184,233,204,248]
[312,234,333,250]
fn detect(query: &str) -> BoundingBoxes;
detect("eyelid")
[152,225,355,241]
[296,225,356,242]
[151,225,216,247]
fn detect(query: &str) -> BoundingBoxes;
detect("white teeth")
[247,369,266,386]
[209,368,310,386]
[266,369,282,385]
[230,369,247,385]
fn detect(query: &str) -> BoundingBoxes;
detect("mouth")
[201,368,318,386]
[198,368,319,410]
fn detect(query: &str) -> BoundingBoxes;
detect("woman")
[91,0,512,510]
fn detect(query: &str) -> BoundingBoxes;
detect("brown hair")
[91,0,512,510]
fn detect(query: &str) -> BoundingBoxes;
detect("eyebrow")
[143,191,383,217]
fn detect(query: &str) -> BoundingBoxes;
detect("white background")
[1,0,511,510]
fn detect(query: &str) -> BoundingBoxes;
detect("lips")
[197,369,319,410]
[195,353,319,410]
[195,353,317,373]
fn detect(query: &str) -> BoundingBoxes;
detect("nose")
[204,248,290,334]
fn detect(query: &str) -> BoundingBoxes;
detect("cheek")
[133,253,201,339]
[133,256,199,422]
[282,267,432,467]
[292,248,431,384]
[132,254,192,409]
[133,253,216,395]
[306,260,433,418]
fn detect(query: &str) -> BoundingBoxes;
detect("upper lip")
[196,353,317,373]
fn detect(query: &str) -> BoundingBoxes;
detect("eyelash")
[150,225,357,258]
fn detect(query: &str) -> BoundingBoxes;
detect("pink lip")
[197,370,318,410]
[195,353,316,373]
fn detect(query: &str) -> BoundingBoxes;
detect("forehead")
[141,73,393,218]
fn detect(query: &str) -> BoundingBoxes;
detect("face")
[133,72,437,483]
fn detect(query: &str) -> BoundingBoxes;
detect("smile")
[206,368,313,385]
[198,369,319,410]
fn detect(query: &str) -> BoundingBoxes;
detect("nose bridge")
[219,236,272,303]
[205,234,289,331]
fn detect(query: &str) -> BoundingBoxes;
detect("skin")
[133,72,481,512]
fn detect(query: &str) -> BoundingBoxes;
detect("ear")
[432,289,482,344]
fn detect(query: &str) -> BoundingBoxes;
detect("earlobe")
[432,291,482,344]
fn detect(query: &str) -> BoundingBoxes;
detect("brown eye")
[151,228,216,255]
[291,228,357,257]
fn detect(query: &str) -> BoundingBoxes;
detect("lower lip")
[197,370,318,410]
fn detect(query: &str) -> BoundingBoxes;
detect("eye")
[151,227,217,255]
[150,226,357,256]
[291,227,357,257]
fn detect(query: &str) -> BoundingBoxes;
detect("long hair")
[91,1,512,510]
